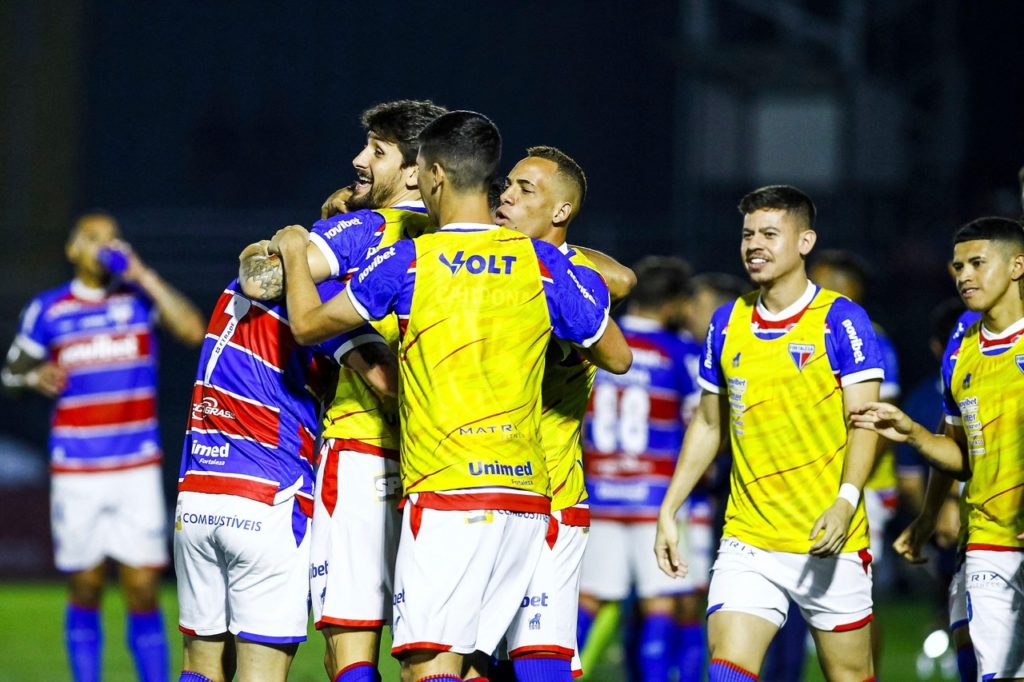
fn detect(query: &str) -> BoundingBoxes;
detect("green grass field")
[0,581,957,681]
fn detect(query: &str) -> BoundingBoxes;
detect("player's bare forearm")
[905,422,970,479]
[1,348,66,397]
[840,380,882,491]
[918,468,958,525]
[573,246,637,304]
[131,269,206,347]
[659,391,725,520]
[278,232,365,346]
[341,342,399,399]
[239,241,285,301]
[581,317,632,374]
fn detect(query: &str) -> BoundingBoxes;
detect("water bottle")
[97,246,129,275]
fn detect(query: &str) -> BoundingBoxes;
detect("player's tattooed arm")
[239,240,285,300]
[239,237,333,301]
[655,390,728,578]
[1,345,66,397]
[572,246,637,305]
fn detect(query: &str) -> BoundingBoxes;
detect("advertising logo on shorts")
[373,473,401,502]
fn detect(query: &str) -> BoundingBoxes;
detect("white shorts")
[706,537,874,631]
[505,507,590,660]
[310,444,401,629]
[390,501,548,657]
[863,487,896,568]
[965,549,1024,680]
[948,555,968,631]
[174,491,311,643]
[51,464,168,572]
[581,513,710,601]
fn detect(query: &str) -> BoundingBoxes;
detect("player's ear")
[431,162,445,190]
[798,228,817,256]
[552,201,573,226]
[1010,251,1024,281]
[402,162,419,190]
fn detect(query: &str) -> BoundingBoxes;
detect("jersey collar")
[755,280,817,321]
[979,315,1024,349]
[71,278,108,302]
[392,199,427,213]
[439,222,499,233]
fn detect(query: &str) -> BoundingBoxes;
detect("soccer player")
[239,99,446,682]
[579,256,705,682]
[3,212,205,682]
[852,217,1024,682]
[272,110,632,682]
[492,145,635,681]
[655,185,885,682]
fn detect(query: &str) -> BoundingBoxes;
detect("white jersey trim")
[839,367,885,387]
[309,233,341,279]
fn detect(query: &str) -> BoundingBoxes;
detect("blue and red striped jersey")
[14,279,162,472]
[583,315,701,521]
[177,279,349,515]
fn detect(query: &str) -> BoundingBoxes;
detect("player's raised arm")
[580,317,632,374]
[655,389,727,578]
[118,240,206,347]
[572,246,637,304]
[849,403,970,478]
[239,233,332,300]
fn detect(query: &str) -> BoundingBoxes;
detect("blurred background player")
[579,256,705,682]
[2,211,205,682]
[852,216,1024,682]
[493,145,635,681]
[272,110,631,681]
[656,185,885,682]
[757,249,902,681]
[240,99,446,682]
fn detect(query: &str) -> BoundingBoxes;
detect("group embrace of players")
[5,97,1024,682]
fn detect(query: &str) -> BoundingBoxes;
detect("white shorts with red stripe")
[51,463,168,572]
[582,497,713,600]
[174,491,311,643]
[390,489,549,658]
[706,537,874,632]
[964,549,1024,679]
[504,505,590,661]
[310,440,401,629]
[864,486,897,569]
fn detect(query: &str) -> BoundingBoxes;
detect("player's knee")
[120,566,160,610]
[68,569,105,607]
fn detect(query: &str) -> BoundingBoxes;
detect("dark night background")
[1,0,1022,574]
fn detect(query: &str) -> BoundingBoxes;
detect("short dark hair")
[811,249,870,289]
[361,99,447,167]
[692,272,748,302]
[526,145,587,210]
[953,216,1024,249]
[418,111,501,192]
[738,185,816,229]
[69,209,118,240]
[630,256,693,308]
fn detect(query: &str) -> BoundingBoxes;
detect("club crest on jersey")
[1016,356,1024,375]
[788,343,815,371]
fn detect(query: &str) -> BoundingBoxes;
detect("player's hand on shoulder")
[654,512,688,578]
[28,362,68,398]
[269,225,310,255]
[808,498,855,557]
[848,401,914,443]
[892,516,933,564]
[321,186,354,219]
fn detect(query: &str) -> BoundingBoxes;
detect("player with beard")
[239,99,446,682]
[271,110,632,682]
[488,146,634,681]
[655,185,884,682]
